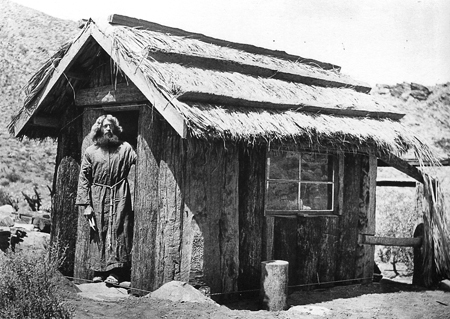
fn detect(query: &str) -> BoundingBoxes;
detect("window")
[266,151,336,215]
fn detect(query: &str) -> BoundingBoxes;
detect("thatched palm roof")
[7,15,437,163]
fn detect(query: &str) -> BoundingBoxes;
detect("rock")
[0,215,14,227]
[438,279,450,292]
[0,205,15,227]
[0,205,15,214]
[286,305,331,317]
[150,281,216,304]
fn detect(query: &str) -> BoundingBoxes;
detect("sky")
[12,0,450,86]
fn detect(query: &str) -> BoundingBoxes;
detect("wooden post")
[74,108,104,282]
[260,260,289,311]
[51,104,82,277]
[413,223,425,286]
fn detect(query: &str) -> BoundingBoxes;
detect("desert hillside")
[0,0,449,213]
[0,0,78,210]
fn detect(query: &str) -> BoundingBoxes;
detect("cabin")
[8,15,449,295]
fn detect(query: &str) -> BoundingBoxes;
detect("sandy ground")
[64,277,450,319]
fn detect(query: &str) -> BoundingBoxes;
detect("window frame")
[265,150,341,216]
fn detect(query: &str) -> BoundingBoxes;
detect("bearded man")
[76,114,136,285]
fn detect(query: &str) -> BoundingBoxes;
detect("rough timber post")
[51,104,82,276]
[413,223,425,286]
[260,260,289,311]
[73,108,104,282]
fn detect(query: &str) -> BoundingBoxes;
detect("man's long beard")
[95,133,121,147]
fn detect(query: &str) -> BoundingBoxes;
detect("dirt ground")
[64,276,450,319]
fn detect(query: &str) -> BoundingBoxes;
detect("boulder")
[150,281,216,304]
[0,205,15,227]
[0,205,15,214]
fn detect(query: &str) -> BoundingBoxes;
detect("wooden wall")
[273,152,377,287]
[131,108,240,295]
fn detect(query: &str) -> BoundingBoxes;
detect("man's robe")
[76,141,136,272]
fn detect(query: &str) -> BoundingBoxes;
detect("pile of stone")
[0,204,51,252]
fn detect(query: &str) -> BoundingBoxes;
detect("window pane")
[267,181,298,210]
[300,183,333,210]
[268,151,299,180]
[301,153,332,182]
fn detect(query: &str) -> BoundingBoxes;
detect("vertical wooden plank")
[355,154,377,282]
[74,107,104,282]
[154,128,184,287]
[335,153,361,281]
[293,216,338,287]
[238,145,266,291]
[51,105,83,276]
[273,216,298,285]
[131,106,161,294]
[338,153,345,216]
[220,144,239,293]
[184,142,239,294]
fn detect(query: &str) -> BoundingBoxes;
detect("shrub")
[0,248,73,318]
[0,178,10,187]
[0,188,12,205]
[4,170,22,183]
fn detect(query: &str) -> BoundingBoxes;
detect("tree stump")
[260,260,289,311]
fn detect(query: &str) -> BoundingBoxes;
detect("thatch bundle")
[420,174,450,286]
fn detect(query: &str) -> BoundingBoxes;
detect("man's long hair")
[90,114,123,144]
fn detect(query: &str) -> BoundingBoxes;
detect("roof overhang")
[12,22,187,139]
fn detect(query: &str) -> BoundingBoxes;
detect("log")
[260,260,289,311]
[376,180,417,187]
[75,83,147,106]
[378,154,424,183]
[362,235,422,247]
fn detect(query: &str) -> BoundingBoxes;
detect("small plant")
[22,186,42,211]
[4,170,22,183]
[0,246,73,318]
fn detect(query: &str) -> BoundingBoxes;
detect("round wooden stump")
[260,260,289,311]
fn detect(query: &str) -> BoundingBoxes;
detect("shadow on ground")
[223,278,427,311]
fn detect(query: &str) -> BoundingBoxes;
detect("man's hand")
[83,205,93,217]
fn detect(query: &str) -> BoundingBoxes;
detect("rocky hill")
[372,82,450,159]
[0,0,449,213]
[0,0,78,211]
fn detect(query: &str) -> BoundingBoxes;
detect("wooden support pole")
[413,223,425,286]
[260,260,289,311]
[361,235,422,247]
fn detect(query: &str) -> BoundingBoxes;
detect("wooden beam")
[378,154,424,183]
[108,14,341,72]
[32,116,60,128]
[13,28,94,137]
[147,50,371,93]
[90,25,187,138]
[179,93,404,120]
[66,71,88,81]
[361,235,422,247]
[376,180,417,187]
[75,83,147,106]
